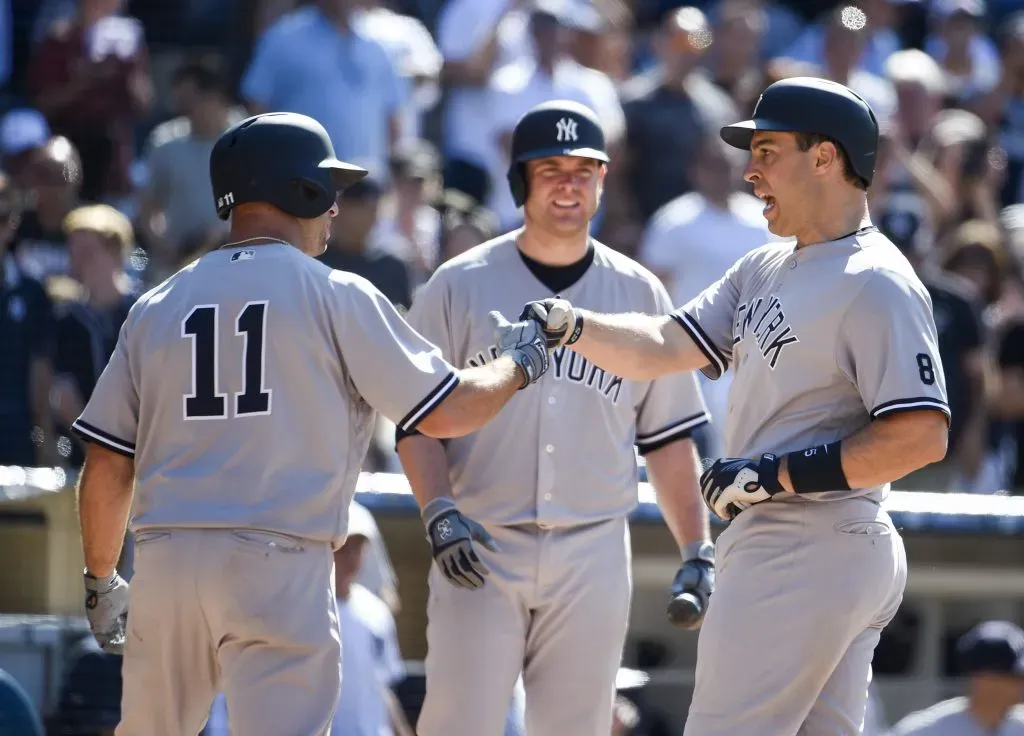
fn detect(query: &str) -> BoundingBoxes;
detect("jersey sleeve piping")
[635,410,709,455]
[870,397,951,421]
[396,370,460,433]
[70,419,137,458]
[669,312,728,379]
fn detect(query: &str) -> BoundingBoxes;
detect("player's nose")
[742,159,760,185]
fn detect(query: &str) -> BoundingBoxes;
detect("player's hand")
[519,298,583,349]
[422,497,499,590]
[489,311,549,390]
[83,570,129,654]
[700,454,784,521]
[667,541,715,630]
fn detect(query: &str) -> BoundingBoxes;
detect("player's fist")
[667,541,715,629]
[519,298,583,349]
[489,311,550,389]
[83,569,130,654]
[700,454,784,521]
[422,497,499,590]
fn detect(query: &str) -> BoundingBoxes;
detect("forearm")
[396,434,454,511]
[644,439,710,551]
[416,356,522,438]
[77,445,136,577]
[778,411,949,492]
[572,310,705,381]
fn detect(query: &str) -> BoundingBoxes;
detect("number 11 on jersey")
[182,301,273,420]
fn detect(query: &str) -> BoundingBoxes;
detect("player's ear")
[815,141,838,177]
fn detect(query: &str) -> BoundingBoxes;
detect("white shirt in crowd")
[436,0,532,168]
[638,191,774,458]
[486,55,625,228]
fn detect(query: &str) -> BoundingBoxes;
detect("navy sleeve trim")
[397,371,460,433]
[636,411,709,455]
[71,420,136,458]
[870,397,951,421]
[669,311,728,380]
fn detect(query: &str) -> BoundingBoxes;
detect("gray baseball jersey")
[406,232,710,527]
[406,231,708,736]
[672,226,950,502]
[72,241,458,546]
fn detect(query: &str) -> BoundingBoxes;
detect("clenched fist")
[519,298,583,349]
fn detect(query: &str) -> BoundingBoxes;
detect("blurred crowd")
[0,0,1021,473]
[0,0,1023,493]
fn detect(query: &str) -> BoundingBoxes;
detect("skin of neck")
[968,679,1019,729]
[792,183,870,248]
[190,102,230,139]
[85,268,128,308]
[228,208,306,254]
[516,219,590,266]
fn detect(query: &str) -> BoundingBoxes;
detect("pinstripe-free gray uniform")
[404,232,709,736]
[72,241,459,735]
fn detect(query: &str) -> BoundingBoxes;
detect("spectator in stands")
[637,131,771,457]
[437,188,499,262]
[331,501,415,736]
[925,0,1002,106]
[486,0,625,229]
[355,0,443,142]
[706,0,767,116]
[770,5,897,126]
[0,107,50,189]
[50,204,137,468]
[880,214,991,491]
[611,6,737,250]
[435,0,532,189]
[27,0,154,203]
[932,108,1004,228]
[566,0,635,83]
[0,667,44,736]
[318,176,413,310]
[139,54,242,282]
[12,135,82,285]
[242,0,410,182]
[0,172,58,468]
[771,0,901,78]
[370,139,444,287]
[889,620,1024,734]
[991,12,1024,209]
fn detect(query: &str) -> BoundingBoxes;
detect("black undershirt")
[517,242,595,293]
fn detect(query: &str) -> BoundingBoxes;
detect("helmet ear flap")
[507,162,527,208]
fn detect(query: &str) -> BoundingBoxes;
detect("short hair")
[64,204,135,260]
[793,132,867,190]
[172,53,227,95]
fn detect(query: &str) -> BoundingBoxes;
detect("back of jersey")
[73,241,458,546]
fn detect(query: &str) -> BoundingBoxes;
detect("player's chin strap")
[759,440,851,495]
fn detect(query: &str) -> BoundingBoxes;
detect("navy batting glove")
[667,541,715,630]
[700,454,784,521]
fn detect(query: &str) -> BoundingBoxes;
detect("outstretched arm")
[549,308,711,381]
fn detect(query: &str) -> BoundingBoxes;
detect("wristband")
[785,441,849,493]
[565,310,584,345]
[682,540,714,563]
[757,453,784,494]
[421,496,458,529]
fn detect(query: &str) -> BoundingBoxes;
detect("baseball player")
[71,112,552,736]
[519,78,951,735]
[889,620,1024,735]
[397,99,714,736]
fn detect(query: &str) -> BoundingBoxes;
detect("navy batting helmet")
[720,77,879,186]
[507,99,609,208]
[210,112,368,221]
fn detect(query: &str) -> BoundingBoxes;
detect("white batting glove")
[83,570,130,654]
[700,455,785,521]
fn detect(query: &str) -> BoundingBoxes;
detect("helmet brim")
[320,157,369,189]
[514,146,610,164]
[720,119,798,151]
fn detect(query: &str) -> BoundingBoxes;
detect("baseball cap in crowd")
[933,0,985,19]
[341,174,386,202]
[347,501,380,541]
[956,620,1024,676]
[0,108,50,158]
[390,139,440,181]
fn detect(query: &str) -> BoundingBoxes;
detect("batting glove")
[667,541,715,630]
[83,570,129,654]
[700,454,785,521]
[519,298,583,349]
[422,497,499,590]
[489,311,550,389]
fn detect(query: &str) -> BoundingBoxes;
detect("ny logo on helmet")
[555,117,578,143]
[218,192,235,210]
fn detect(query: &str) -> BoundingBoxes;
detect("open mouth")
[758,194,776,214]
[553,199,581,211]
